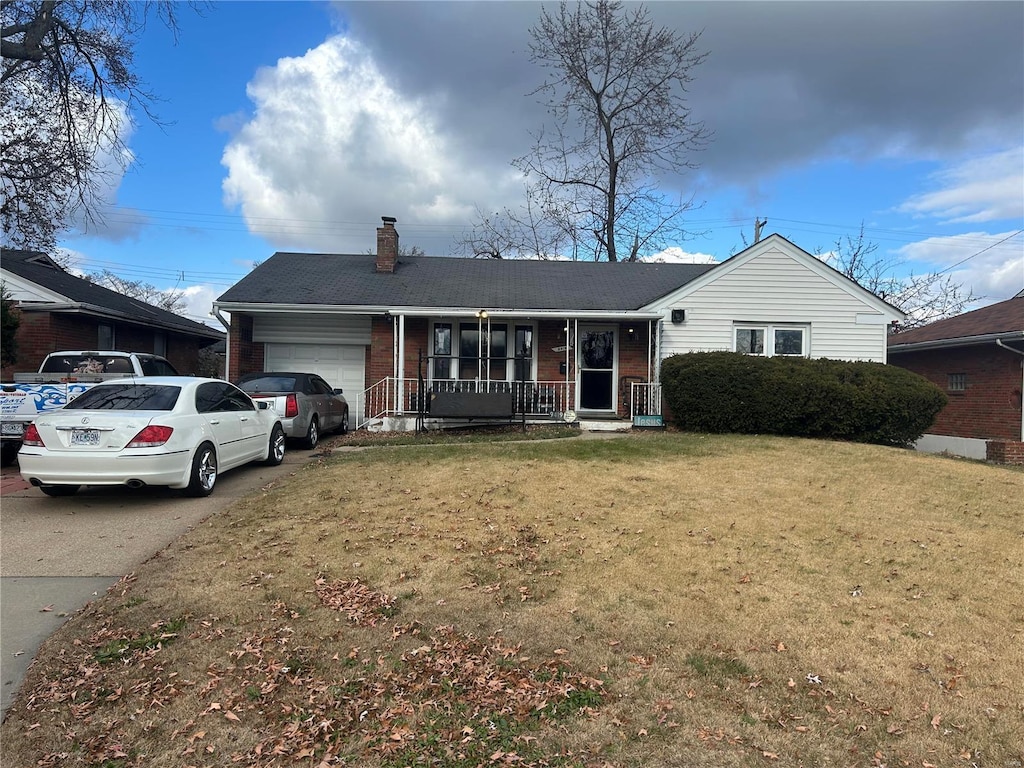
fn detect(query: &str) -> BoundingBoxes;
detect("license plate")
[71,429,100,446]
[1,422,24,436]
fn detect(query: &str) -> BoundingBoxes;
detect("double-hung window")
[734,324,808,357]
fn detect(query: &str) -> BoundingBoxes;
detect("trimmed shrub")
[660,351,947,447]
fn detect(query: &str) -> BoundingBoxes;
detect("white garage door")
[264,343,365,404]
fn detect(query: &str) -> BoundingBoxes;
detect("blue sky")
[57,1,1024,329]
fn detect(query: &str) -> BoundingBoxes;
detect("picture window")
[948,373,966,392]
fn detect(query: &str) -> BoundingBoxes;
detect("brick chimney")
[376,216,399,273]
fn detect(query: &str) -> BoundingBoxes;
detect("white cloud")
[178,284,225,330]
[645,247,718,265]
[897,148,1024,224]
[896,231,1024,303]
[221,35,518,253]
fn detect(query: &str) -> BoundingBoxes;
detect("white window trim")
[429,320,537,383]
[734,323,809,357]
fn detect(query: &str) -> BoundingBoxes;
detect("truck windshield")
[64,384,180,411]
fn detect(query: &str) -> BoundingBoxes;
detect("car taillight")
[127,425,174,448]
[284,393,298,418]
[22,423,44,447]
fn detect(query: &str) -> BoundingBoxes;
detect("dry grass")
[2,433,1022,768]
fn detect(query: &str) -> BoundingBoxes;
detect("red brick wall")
[3,310,206,379]
[986,440,1024,465]
[889,345,1023,441]
[229,315,263,380]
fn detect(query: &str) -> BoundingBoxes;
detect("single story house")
[1,249,224,378]
[214,218,905,430]
[888,292,1024,463]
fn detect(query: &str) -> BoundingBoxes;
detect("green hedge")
[660,352,947,447]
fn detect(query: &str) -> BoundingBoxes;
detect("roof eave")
[888,330,1024,353]
[23,302,223,339]
[213,301,664,320]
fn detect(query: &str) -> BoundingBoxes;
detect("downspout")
[212,309,231,378]
[397,314,405,414]
[995,339,1024,441]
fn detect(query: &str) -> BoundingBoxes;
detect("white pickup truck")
[0,350,179,466]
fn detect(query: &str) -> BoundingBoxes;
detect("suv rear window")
[237,376,298,393]
[64,384,181,411]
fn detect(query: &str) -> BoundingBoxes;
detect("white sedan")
[18,377,286,498]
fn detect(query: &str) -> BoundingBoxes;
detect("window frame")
[947,373,967,392]
[430,320,535,383]
[733,323,809,358]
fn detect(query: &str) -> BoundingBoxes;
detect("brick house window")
[98,323,114,348]
[948,373,967,392]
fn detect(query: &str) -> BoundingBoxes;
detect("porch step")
[578,419,632,433]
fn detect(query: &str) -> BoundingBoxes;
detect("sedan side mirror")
[256,401,271,410]
[333,388,344,395]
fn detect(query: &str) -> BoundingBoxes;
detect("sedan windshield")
[238,376,297,393]
[64,384,181,411]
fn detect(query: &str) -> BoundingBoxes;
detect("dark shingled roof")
[888,295,1024,349]
[216,252,718,311]
[2,249,223,340]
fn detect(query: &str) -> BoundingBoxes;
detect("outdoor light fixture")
[476,309,488,319]
[626,326,637,341]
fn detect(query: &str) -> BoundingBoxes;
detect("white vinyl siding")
[656,246,890,362]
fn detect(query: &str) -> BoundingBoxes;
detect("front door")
[578,326,616,412]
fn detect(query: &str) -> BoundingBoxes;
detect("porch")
[355,375,662,432]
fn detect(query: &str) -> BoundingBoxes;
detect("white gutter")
[212,308,231,378]
[889,331,1024,354]
[213,301,662,321]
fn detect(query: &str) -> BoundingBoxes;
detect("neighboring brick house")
[888,292,1024,464]
[214,218,904,431]
[1,249,224,378]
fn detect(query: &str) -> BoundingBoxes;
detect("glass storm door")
[578,326,615,411]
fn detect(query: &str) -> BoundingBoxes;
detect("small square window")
[774,329,805,356]
[948,373,966,392]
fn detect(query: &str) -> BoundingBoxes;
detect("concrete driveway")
[0,445,321,719]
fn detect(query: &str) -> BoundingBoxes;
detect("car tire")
[185,442,217,497]
[40,484,80,497]
[339,408,349,435]
[303,416,319,449]
[0,441,19,468]
[264,424,286,466]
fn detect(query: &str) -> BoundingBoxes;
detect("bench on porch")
[427,391,515,420]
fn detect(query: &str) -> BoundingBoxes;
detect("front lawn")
[2,433,1021,767]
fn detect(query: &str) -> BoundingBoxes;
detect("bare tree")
[823,224,979,328]
[467,1,710,262]
[86,268,187,314]
[1,0,201,251]
[1,283,20,366]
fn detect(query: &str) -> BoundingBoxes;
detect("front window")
[433,323,452,379]
[735,325,807,357]
[948,373,967,392]
[432,321,520,382]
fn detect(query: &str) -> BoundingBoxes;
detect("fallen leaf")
[224,711,240,722]
[39,605,54,612]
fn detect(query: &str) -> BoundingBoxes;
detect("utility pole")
[753,217,767,243]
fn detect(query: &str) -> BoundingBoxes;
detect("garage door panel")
[264,343,365,401]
